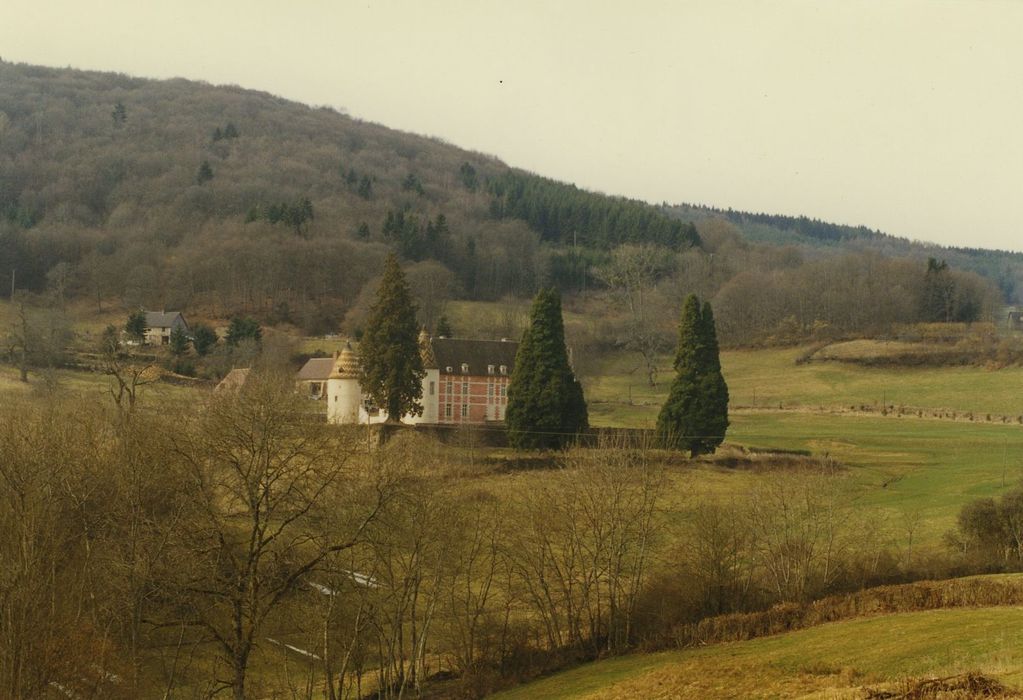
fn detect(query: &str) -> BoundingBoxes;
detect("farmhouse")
[143,310,189,346]
[320,331,518,425]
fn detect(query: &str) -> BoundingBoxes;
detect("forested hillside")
[0,60,1013,345]
[667,202,1023,301]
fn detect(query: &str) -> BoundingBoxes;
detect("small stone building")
[143,311,189,346]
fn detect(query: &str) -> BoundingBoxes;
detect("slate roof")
[214,368,250,393]
[432,338,518,376]
[145,311,188,330]
[297,357,335,381]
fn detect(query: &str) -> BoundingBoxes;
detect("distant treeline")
[667,202,1023,303]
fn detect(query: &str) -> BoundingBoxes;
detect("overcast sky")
[3,1,1021,251]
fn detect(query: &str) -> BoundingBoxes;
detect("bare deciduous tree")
[163,372,388,700]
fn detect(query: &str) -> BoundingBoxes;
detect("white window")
[446,365,453,373]
[429,381,435,396]
[462,380,469,395]
[461,403,468,418]
[487,380,494,401]
[499,365,507,375]
[461,363,469,374]
[446,380,453,395]
[445,403,452,419]
[487,364,495,375]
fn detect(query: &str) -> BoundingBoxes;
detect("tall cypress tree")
[657,294,728,456]
[506,288,588,450]
[693,300,729,454]
[359,254,425,421]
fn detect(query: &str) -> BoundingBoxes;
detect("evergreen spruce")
[357,175,373,199]
[196,160,214,184]
[125,309,148,343]
[921,257,956,322]
[656,294,729,456]
[435,316,453,337]
[506,288,588,450]
[111,101,127,126]
[359,254,425,421]
[169,326,189,356]
[225,317,262,346]
[191,323,218,356]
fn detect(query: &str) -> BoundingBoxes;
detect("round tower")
[327,342,362,424]
[417,328,440,424]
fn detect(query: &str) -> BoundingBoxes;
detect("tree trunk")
[232,650,248,700]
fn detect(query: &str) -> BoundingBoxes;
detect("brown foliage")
[669,576,1023,650]
[864,672,1017,699]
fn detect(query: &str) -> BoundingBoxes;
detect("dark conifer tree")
[357,175,373,199]
[921,257,955,322]
[111,101,127,126]
[693,300,729,452]
[435,315,453,337]
[359,254,425,421]
[506,288,588,450]
[657,294,729,456]
[225,317,262,346]
[191,323,218,356]
[196,160,214,184]
[458,162,478,191]
[125,309,148,343]
[169,326,190,356]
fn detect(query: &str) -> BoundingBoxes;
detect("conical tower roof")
[330,341,361,379]
[419,328,437,369]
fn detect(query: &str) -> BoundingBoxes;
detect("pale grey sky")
[3,1,1022,250]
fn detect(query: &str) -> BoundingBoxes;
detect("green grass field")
[746,412,1020,524]
[661,412,1023,548]
[0,362,202,409]
[583,345,1023,548]
[588,346,1023,426]
[494,603,1023,699]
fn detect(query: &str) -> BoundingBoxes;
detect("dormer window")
[487,364,495,375]
[499,365,508,375]
[461,363,469,374]
[446,366,453,373]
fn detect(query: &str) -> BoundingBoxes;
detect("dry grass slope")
[496,598,1023,698]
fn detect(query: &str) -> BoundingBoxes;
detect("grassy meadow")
[588,345,1023,425]
[671,412,1023,548]
[582,343,1023,549]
